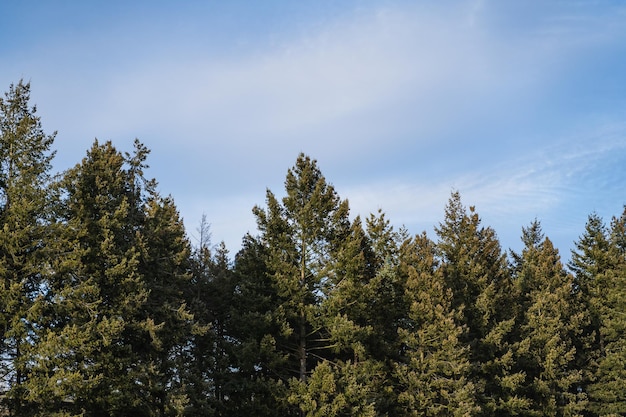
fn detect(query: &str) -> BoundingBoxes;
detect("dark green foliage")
[252,154,350,384]
[22,139,195,416]
[435,192,508,347]
[230,233,290,416]
[434,192,511,416]
[1,81,625,417]
[583,209,626,416]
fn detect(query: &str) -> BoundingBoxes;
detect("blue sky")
[2,0,626,259]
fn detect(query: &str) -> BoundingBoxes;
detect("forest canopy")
[1,80,625,417]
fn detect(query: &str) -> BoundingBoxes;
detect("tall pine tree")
[26,139,194,416]
[252,153,350,415]
[509,221,586,417]
[0,81,56,415]
[395,232,478,417]
[434,192,510,415]
[586,208,626,416]
[569,213,611,415]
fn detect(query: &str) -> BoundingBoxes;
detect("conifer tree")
[0,81,56,415]
[25,139,194,416]
[395,232,478,417]
[509,221,586,417]
[364,211,408,363]
[185,229,245,416]
[252,153,350,383]
[24,140,149,415]
[568,213,611,414]
[586,208,626,416]
[435,192,508,349]
[288,358,382,417]
[434,192,511,414]
[289,216,388,416]
[139,194,196,416]
[229,233,289,417]
[252,153,351,415]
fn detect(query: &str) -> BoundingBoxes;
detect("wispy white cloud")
[3,1,626,257]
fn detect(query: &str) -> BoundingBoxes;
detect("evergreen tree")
[569,213,611,415]
[395,232,478,417]
[252,153,350,380]
[33,140,149,415]
[435,192,508,350]
[434,192,510,414]
[509,221,586,417]
[288,358,382,417]
[139,194,196,416]
[586,207,626,416]
[0,81,56,415]
[25,139,194,416]
[290,216,388,416]
[184,224,245,416]
[181,216,217,416]
[364,211,408,364]
[229,233,289,417]
[252,153,350,415]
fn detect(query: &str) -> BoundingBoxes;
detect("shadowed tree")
[586,208,626,416]
[568,213,611,414]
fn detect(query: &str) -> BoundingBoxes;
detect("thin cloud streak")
[201,122,626,255]
[337,124,626,254]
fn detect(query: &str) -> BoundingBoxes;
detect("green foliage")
[289,360,382,417]
[509,221,586,416]
[435,192,508,345]
[0,80,56,415]
[19,139,195,416]
[434,192,512,416]
[585,208,626,416]
[395,233,478,417]
[252,153,350,386]
[1,81,625,417]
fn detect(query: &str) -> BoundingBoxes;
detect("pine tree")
[53,140,150,415]
[509,221,586,417]
[184,227,245,416]
[288,359,382,417]
[229,233,289,417]
[138,194,196,416]
[434,192,510,414]
[290,216,389,416]
[568,213,611,415]
[395,232,478,417]
[0,81,56,415]
[435,192,508,349]
[24,139,194,416]
[253,153,350,380]
[586,207,626,416]
[364,211,408,363]
[252,153,350,415]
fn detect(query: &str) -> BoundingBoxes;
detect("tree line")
[1,80,625,416]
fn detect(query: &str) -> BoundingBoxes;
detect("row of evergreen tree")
[1,81,624,417]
